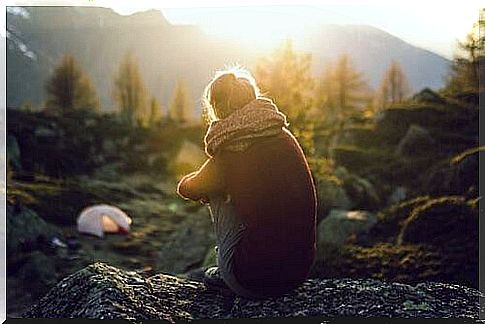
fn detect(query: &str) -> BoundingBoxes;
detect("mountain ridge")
[7,6,450,113]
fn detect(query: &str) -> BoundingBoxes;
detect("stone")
[7,134,22,171]
[395,124,435,156]
[388,186,408,205]
[158,208,216,274]
[335,167,381,211]
[316,179,352,219]
[6,202,60,256]
[397,196,478,247]
[318,209,377,246]
[25,263,482,320]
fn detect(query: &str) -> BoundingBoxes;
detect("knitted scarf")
[204,98,289,157]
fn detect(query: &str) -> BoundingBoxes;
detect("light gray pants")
[208,196,262,299]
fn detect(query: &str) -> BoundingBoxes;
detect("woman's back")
[216,128,317,296]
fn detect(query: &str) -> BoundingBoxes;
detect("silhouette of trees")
[169,80,192,123]
[316,54,369,125]
[149,96,162,126]
[375,61,410,111]
[113,52,148,126]
[45,54,99,112]
[255,39,314,122]
[444,16,484,100]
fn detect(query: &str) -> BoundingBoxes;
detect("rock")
[34,126,56,138]
[25,262,482,320]
[6,202,60,256]
[201,246,218,268]
[335,167,381,211]
[397,196,478,247]
[18,251,58,296]
[158,208,216,274]
[318,209,377,246]
[7,134,22,171]
[412,88,446,105]
[366,196,431,244]
[395,124,435,156]
[316,179,352,220]
[388,186,408,205]
[424,148,479,197]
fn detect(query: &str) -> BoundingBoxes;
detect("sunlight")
[191,7,322,51]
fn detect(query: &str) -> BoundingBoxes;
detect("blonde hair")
[202,66,260,124]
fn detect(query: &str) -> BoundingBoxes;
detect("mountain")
[303,24,450,91]
[6,6,450,113]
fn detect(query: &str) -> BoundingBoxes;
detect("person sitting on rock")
[177,67,317,299]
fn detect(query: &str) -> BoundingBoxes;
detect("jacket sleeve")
[176,158,224,202]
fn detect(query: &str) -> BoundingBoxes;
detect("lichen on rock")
[25,262,482,321]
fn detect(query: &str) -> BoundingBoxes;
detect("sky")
[1,1,484,58]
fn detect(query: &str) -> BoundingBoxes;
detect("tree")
[255,39,314,122]
[169,80,192,123]
[316,54,370,126]
[46,54,99,112]
[149,96,162,126]
[375,61,410,111]
[113,52,148,126]
[443,17,484,99]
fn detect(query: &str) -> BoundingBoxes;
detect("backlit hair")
[202,66,260,124]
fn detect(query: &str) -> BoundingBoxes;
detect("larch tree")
[443,16,484,99]
[375,61,410,111]
[169,80,192,123]
[149,96,162,126]
[316,54,369,127]
[113,52,148,126]
[255,39,314,122]
[46,54,99,112]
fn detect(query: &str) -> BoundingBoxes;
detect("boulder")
[25,263,482,320]
[7,134,22,171]
[6,202,59,256]
[397,196,478,247]
[424,148,479,197]
[318,209,377,246]
[395,124,435,156]
[316,179,352,220]
[335,167,381,211]
[412,88,446,105]
[388,186,408,205]
[17,251,58,297]
[158,208,216,274]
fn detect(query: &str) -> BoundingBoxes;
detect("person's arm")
[177,158,224,202]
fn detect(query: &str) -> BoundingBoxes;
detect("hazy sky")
[2,0,483,58]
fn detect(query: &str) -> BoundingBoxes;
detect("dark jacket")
[177,128,317,296]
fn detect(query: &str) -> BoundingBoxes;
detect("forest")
[5,8,483,318]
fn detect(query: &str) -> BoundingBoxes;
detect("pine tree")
[46,54,99,112]
[169,80,192,123]
[375,61,410,111]
[149,96,162,126]
[113,52,148,126]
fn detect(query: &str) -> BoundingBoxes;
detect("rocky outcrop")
[318,209,377,246]
[7,202,60,256]
[157,209,216,274]
[395,124,435,157]
[25,263,481,320]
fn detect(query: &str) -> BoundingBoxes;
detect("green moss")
[397,196,478,247]
[311,242,477,288]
